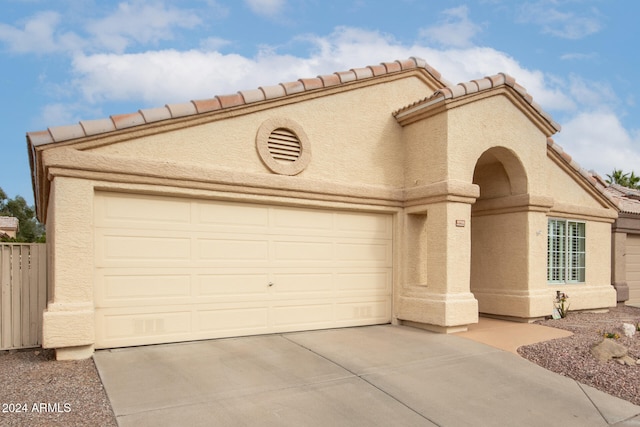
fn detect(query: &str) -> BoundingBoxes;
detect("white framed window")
[547,219,585,283]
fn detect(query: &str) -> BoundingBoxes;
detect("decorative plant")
[603,332,620,339]
[554,291,570,319]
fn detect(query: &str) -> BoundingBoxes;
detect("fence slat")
[1,246,10,348]
[0,243,47,350]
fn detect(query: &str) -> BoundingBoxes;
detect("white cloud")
[554,110,640,175]
[518,2,602,40]
[85,1,201,53]
[0,11,83,53]
[66,26,579,118]
[419,6,482,48]
[244,0,286,18]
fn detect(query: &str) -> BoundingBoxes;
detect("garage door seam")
[280,334,442,427]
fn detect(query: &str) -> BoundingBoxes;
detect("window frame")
[547,218,586,284]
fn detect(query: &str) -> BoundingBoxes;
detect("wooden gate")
[0,244,47,350]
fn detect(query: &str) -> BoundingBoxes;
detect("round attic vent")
[256,118,311,175]
[267,128,301,163]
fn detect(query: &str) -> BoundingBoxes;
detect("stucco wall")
[89,76,433,189]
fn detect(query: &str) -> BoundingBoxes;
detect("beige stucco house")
[28,57,618,360]
[0,216,19,239]
[606,184,640,305]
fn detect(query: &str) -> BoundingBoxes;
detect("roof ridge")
[27,56,447,147]
[393,72,561,132]
[546,137,619,208]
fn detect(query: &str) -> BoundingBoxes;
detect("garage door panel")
[95,192,192,227]
[94,192,392,348]
[272,207,335,231]
[197,201,269,228]
[336,212,392,238]
[335,242,391,263]
[97,310,192,343]
[198,238,269,261]
[627,235,640,304]
[99,274,191,302]
[198,274,270,296]
[335,300,391,323]
[197,307,269,333]
[274,241,334,261]
[336,272,390,292]
[100,236,192,261]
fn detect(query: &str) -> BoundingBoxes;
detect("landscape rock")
[623,323,636,338]
[591,339,629,362]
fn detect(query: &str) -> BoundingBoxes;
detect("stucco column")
[397,200,478,332]
[611,231,629,302]
[42,177,95,360]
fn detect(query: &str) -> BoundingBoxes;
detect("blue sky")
[1,0,639,205]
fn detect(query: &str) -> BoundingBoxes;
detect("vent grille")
[267,128,301,163]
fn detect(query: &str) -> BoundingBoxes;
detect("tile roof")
[393,72,561,132]
[546,138,619,208]
[605,184,640,215]
[0,216,19,229]
[27,57,450,147]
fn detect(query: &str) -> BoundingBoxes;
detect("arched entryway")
[470,147,530,317]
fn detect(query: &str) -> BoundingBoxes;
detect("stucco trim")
[396,86,559,137]
[471,194,554,216]
[548,202,617,222]
[256,117,311,175]
[547,143,618,211]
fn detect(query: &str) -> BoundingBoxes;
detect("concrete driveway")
[94,325,640,427]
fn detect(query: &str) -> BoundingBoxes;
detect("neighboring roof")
[605,184,640,215]
[394,72,561,133]
[26,57,451,148]
[0,216,19,230]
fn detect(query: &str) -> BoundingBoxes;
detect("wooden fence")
[0,244,47,350]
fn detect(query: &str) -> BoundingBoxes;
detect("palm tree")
[605,169,640,189]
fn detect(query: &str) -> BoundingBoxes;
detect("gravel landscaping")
[0,348,117,427]
[1,305,638,426]
[519,304,640,406]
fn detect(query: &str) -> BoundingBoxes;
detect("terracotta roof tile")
[298,77,323,91]
[396,58,417,70]
[351,67,374,79]
[393,72,562,133]
[260,85,287,99]
[382,61,402,73]
[604,185,640,215]
[318,74,341,87]
[166,102,197,118]
[546,138,618,207]
[216,93,245,109]
[280,80,305,95]
[140,107,172,123]
[335,70,357,83]
[28,130,54,146]
[368,64,387,76]
[48,124,85,142]
[239,89,265,104]
[80,118,116,136]
[26,57,446,145]
[112,112,145,130]
[192,98,221,113]
[472,78,492,91]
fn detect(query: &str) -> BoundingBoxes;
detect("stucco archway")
[470,147,530,317]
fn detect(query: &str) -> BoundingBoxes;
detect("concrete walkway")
[94,324,640,427]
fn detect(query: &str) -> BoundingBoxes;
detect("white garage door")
[94,192,393,348]
[627,234,640,305]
